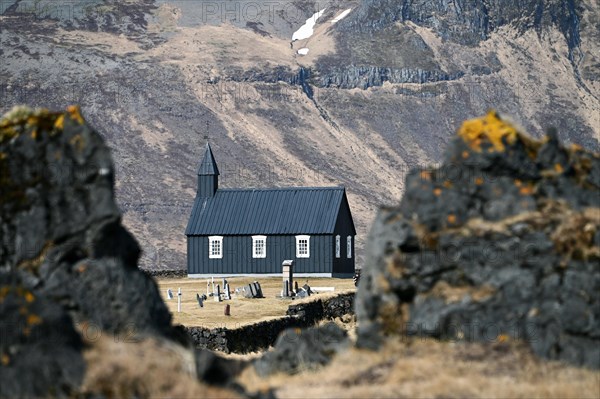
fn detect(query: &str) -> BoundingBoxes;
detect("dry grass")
[81,335,241,398]
[238,338,600,399]
[155,277,355,328]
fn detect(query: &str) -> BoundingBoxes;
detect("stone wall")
[186,293,355,353]
[143,269,187,279]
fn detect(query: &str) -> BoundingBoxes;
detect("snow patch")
[297,48,309,55]
[330,8,352,24]
[292,8,326,41]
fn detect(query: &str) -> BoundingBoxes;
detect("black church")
[185,144,356,277]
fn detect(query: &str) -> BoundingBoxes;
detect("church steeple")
[197,143,219,198]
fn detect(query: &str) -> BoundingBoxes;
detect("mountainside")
[1,0,598,269]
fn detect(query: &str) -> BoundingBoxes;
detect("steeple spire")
[198,143,220,176]
[197,142,219,197]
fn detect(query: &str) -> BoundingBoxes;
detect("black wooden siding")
[187,234,333,275]
[332,193,355,276]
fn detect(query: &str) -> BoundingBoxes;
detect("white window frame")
[347,236,352,258]
[335,235,340,258]
[295,235,310,258]
[208,236,223,259]
[252,235,267,258]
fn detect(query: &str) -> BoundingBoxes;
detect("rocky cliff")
[0,1,598,270]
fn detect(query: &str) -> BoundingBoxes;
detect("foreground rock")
[0,106,241,396]
[254,322,349,376]
[0,273,85,397]
[356,111,600,368]
[0,105,178,340]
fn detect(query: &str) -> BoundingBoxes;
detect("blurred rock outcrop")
[0,106,239,396]
[356,111,600,368]
[0,105,176,340]
[0,273,84,397]
[254,322,349,376]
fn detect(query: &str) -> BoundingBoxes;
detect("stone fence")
[186,293,355,353]
[143,269,187,279]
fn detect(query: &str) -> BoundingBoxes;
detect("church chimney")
[197,143,219,198]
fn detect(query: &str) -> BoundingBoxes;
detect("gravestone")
[206,280,211,296]
[282,280,289,297]
[294,281,299,293]
[242,286,253,298]
[282,260,294,296]
[166,289,173,300]
[296,288,309,299]
[224,283,231,300]
[254,282,264,298]
[303,284,312,296]
[249,283,257,297]
[196,293,204,308]
[252,282,262,298]
[224,304,230,316]
[214,284,221,302]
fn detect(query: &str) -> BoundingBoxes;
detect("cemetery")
[156,276,356,328]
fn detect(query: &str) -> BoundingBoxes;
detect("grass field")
[156,277,356,328]
[239,338,600,399]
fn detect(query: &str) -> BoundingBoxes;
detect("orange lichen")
[475,177,484,186]
[519,186,533,195]
[0,105,84,144]
[27,314,42,326]
[458,110,518,152]
[434,188,442,196]
[67,105,84,124]
[24,291,35,303]
[462,150,470,159]
[443,180,453,189]
[447,214,457,224]
[1,354,9,366]
[554,163,564,173]
[54,114,65,130]
[420,170,431,181]
[498,334,510,343]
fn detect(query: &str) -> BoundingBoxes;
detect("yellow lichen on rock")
[458,110,518,152]
[67,105,84,124]
[54,114,65,130]
[0,105,85,144]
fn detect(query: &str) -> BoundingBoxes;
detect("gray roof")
[185,186,350,236]
[198,143,219,175]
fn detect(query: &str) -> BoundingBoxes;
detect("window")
[208,236,223,259]
[347,236,352,258]
[295,235,310,258]
[252,235,267,258]
[335,235,340,258]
